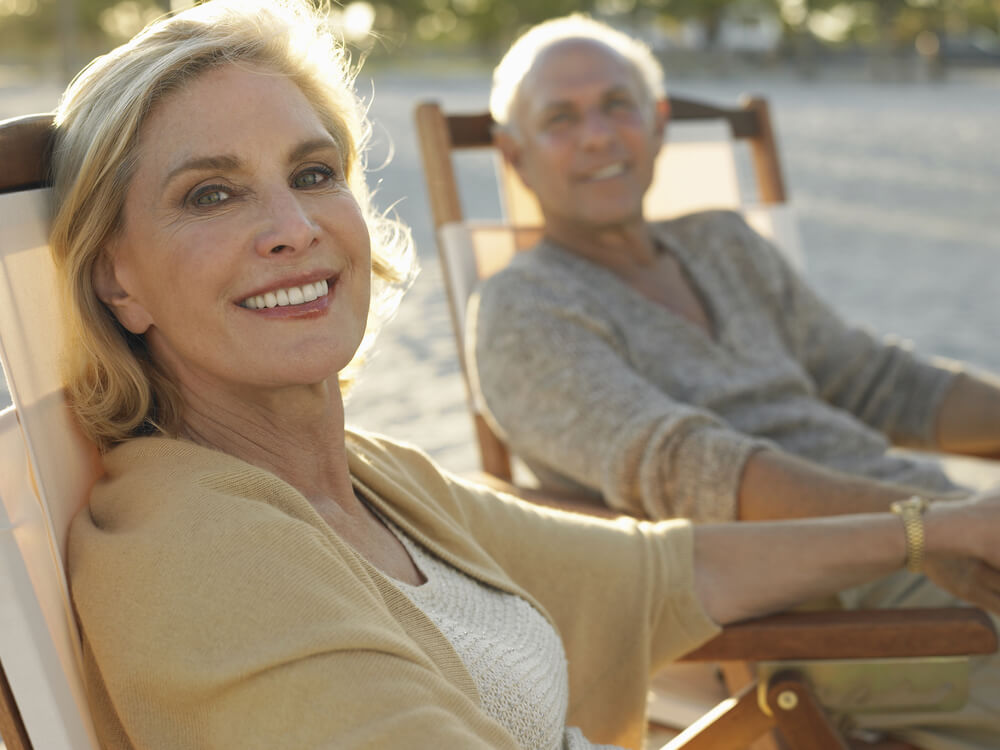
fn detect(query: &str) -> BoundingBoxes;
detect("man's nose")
[578,109,614,147]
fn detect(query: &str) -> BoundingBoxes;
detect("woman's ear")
[92,247,153,335]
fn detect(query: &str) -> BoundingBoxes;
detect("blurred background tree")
[1,0,998,82]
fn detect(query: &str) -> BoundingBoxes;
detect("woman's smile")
[238,274,336,313]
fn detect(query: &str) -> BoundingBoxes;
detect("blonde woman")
[52,2,1000,748]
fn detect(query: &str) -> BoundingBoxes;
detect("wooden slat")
[414,101,514,479]
[766,672,849,750]
[668,96,760,137]
[743,96,787,203]
[681,608,997,663]
[0,659,33,750]
[445,95,763,150]
[0,114,55,193]
[663,682,776,750]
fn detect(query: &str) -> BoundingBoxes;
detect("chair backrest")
[414,96,798,481]
[0,113,103,750]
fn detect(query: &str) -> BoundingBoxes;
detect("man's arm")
[737,449,927,521]
[935,370,1000,459]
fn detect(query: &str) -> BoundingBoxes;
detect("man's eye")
[193,187,230,206]
[293,166,335,188]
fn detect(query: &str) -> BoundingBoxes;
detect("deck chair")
[0,113,103,750]
[413,97,999,749]
[415,95,800,483]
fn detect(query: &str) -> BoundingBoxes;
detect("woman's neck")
[177,377,356,508]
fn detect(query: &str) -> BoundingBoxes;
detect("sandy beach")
[2,66,999,477]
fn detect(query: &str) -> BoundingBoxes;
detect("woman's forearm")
[693,498,989,625]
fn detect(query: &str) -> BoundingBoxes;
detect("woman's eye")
[192,186,231,206]
[293,166,335,188]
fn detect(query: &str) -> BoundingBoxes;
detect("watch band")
[890,495,931,574]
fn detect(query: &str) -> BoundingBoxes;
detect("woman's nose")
[254,188,320,257]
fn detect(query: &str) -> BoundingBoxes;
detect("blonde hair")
[490,14,665,136]
[49,0,416,451]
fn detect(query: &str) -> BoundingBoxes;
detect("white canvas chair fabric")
[0,184,102,750]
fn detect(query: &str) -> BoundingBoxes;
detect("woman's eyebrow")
[288,136,340,163]
[161,154,241,191]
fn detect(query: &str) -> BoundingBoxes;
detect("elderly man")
[467,14,1000,748]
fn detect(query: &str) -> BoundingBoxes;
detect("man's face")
[502,39,666,234]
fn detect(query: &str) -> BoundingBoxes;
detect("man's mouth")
[585,162,626,180]
[240,279,330,310]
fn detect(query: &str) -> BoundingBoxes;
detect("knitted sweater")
[68,431,719,750]
[468,210,959,522]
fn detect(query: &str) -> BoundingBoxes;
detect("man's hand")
[924,488,1000,614]
[924,556,1000,614]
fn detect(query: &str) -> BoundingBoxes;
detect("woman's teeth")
[242,279,329,310]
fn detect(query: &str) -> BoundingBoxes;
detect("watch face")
[893,496,930,514]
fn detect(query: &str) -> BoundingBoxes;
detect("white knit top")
[386,519,618,750]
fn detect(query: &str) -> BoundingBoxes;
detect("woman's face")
[101,63,371,399]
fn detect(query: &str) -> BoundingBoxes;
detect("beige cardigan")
[68,430,719,749]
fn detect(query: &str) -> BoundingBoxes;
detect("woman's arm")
[694,488,1000,625]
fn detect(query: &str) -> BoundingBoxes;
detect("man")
[467,14,1000,748]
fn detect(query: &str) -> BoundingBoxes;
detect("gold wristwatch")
[890,495,932,574]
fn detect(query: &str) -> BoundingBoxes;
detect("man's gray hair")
[490,14,666,135]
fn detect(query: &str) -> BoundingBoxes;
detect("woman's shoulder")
[81,436,308,534]
[68,437,351,623]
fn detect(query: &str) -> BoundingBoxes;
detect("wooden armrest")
[681,608,997,662]
[469,475,998,665]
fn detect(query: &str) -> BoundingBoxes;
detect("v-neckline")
[544,227,722,346]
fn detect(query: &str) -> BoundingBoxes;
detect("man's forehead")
[518,38,641,110]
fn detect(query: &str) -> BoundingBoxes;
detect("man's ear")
[648,97,670,160]
[654,97,670,141]
[92,248,153,335]
[494,128,524,174]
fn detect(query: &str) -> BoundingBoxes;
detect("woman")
[51,1,1000,749]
